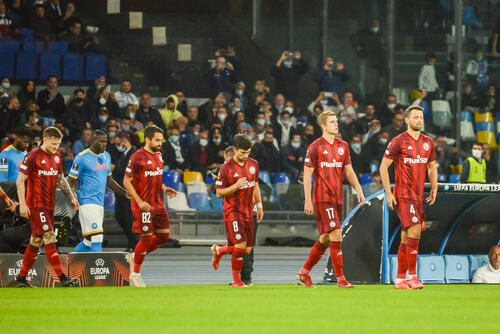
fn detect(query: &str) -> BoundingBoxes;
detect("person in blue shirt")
[0,128,31,182]
[68,130,128,252]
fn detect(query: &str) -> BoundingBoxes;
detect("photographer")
[207,55,239,100]
[313,57,351,99]
[271,50,308,102]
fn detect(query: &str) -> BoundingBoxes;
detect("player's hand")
[304,201,314,216]
[3,197,15,210]
[235,177,247,188]
[336,62,344,71]
[426,188,437,205]
[138,200,151,212]
[162,185,177,198]
[387,193,397,211]
[20,203,30,219]
[256,207,264,223]
[357,191,366,206]
[71,198,79,211]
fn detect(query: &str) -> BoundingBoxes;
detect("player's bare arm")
[379,157,396,210]
[344,164,365,205]
[16,172,30,218]
[253,183,264,223]
[67,174,77,188]
[106,174,128,197]
[123,175,150,212]
[303,165,314,216]
[57,174,79,211]
[426,160,438,205]
[0,185,16,211]
[216,177,247,198]
[161,184,177,198]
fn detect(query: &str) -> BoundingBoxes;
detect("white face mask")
[351,143,361,154]
[219,114,227,121]
[387,103,396,109]
[256,119,266,127]
[99,97,107,105]
[199,139,208,147]
[472,149,482,159]
[291,142,301,149]
[371,27,379,33]
[379,138,388,145]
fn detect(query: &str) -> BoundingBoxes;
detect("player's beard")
[409,123,422,132]
[149,144,161,152]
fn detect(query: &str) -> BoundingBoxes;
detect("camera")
[285,51,294,58]
[324,92,333,98]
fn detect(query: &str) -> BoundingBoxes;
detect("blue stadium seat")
[47,42,69,55]
[0,54,14,78]
[0,40,20,54]
[188,192,212,211]
[163,171,181,188]
[360,173,373,185]
[62,54,83,81]
[211,195,223,211]
[259,171,272,186]
[103,191,115,210]
[468,254,489,280]
[85,53,106,80]
[444,255,469,283]
[36,41,45,54]
[16,54,37,80]
[21,41,35,54]
[449,174,461,184]
[274,172,290,184]
[205,174,214,185]
[39,54,61,80]
[417,255,445,284]
[20,28,34,41]
[171,182,186,194]
[438,174,447,182]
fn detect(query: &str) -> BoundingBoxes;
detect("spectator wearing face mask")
[364,129,390,164]
[377,94,398,127]
[349,136,370,177]
[233,81,248,113]
[187,130,210,178]
[314,57,351,99]
[207,55,239,100]
[64,88,91,141]
[252,112,267,136]
[274,111,297,148]
[92,107,110,130]
[162,128,187,175]
[206,128,228,170]
[251,131,280,174]
[460,143,487,184]
[280,134,306,177]
[271,50,308,102]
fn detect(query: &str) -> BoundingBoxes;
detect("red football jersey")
[125,148,164,212]
[384,131,436,201]
[304,137,351,204]
[19,147,63,210]
[215,158,259,221]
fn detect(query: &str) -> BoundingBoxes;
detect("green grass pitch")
[1,284,498,333]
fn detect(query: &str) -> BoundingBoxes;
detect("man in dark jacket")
[313,57,351,98]
[187,131,210,178]
[207,55,238,99]
[36,76,65,123]
[271,50,308,102]
[162,128,187,174]
[252,131,280,173]
[280,134,306,177]
[136,92,166,133]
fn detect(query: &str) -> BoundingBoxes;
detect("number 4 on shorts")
[410,204,416,215]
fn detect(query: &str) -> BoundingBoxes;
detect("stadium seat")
[47,42,68,55]
[360,173,373,185]
[20,28,34,41]
[460,111,476,142]
[39,54,61,80]
[0,54,14,78]
[468,254,489,280]
[417,255,445,284]
[85,53,106,80]
[275,183,290,197]
[274,172,290,184]
[171,182,186,194]
[475,112,498,151]
[211,195,223,211]
[431,100,453,131]
[188,192,212,211]
[0,40,20,54]
[259,171,272,186]
[166,192,194,211]
[21,41,35,54]
[103,191,115,210]
[186,182,207,196]
[438,174,447,182]
[448,174,460,184]
[35,41,45,54]
[183,171,204,184]
[16,54,37,80]
[205,174,214,185]
[443,255,469,283]
[163,170,181,188]
[62,54,83,81]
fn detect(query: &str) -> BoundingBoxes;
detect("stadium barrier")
[324,184,500,284]
[0,252,129,288]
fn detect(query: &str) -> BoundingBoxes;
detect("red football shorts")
[29,208,54,237]
[314,201,343,235]
[132,208,170,234]
[395,198,426,231]
[224,217,255,247]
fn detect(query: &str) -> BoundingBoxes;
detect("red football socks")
[218,245,234,256]
[406,237,420,277]
[44,243,64,277]
[231,247,245,283]
[133,236,152,273]
[301,240,327,274]
[18,243,39,277]
[329,241,344,280]
[146,233,169,253]
[396,243,408,280]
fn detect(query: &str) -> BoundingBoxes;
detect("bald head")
[489,245,500,269]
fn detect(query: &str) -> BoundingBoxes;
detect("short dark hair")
[47,75,58,81]
[14,127,31,138]
[43,126,62,139]
[233,134,252,150]
[224,146,234,155]
[73,88,84,95]
[121,79,131,85]
[118,131,131,141]
[93,129,107,137]
[144,125,164,140]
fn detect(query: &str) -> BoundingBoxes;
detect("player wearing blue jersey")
[68,130,128,252]
[0,128,31,182]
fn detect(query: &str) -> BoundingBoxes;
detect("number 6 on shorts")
[40,212,46,223]
[142,212,151,223]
